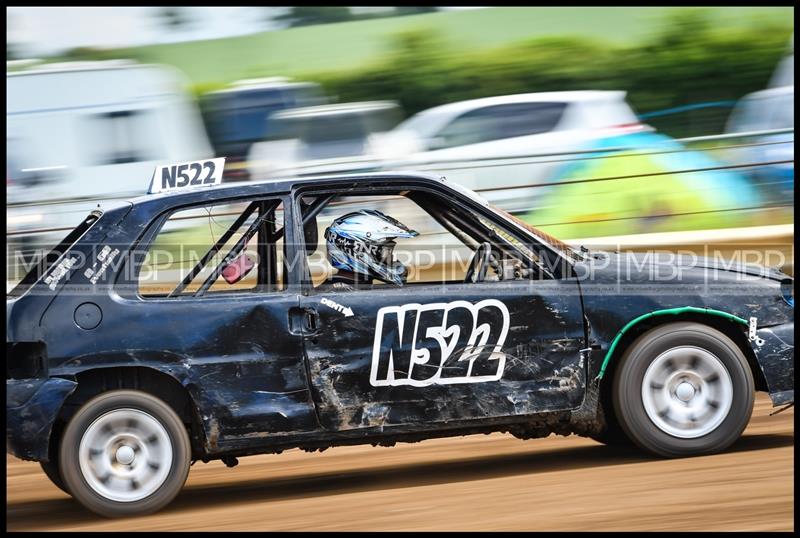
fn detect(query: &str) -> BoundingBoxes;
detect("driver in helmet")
[319,209,419,291]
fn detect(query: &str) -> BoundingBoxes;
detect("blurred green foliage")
[309,10,793,137]
[44,9,792,138]
[42,8,790,101]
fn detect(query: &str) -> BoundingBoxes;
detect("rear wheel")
[59,390,191,517]
[612,322,754,458]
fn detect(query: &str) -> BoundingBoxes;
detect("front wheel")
[40,459,69,495]
[613,322,754,458]
[59,390,191,517]
[588,414,633,447]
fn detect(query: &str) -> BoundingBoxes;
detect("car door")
[296,190,586,432]
[89,195,322,445]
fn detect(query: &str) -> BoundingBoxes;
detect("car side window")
[301,194,472,288]
[430,102,568,150]
[297,189,543,292]
[498,102,568,138]
[137,198,286,297]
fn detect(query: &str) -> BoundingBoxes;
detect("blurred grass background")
[50,7,794,139]
[56,8,791,83]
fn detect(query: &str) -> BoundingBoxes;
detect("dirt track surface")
[6,393,794,531]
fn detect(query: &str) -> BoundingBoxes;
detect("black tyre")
[612,322,754,458]
[588,412,633,447]
[40,459,70,495]
[59,390,191,517]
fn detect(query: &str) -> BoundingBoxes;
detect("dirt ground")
[6,393,793,531]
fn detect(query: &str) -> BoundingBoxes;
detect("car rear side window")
[137,199,286,297]
[7,211,101,298]
[431,102,568,149]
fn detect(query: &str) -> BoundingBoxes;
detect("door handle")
[303,307,320,335]
[288,306,319,336]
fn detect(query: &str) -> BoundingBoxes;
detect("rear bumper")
[6,377,77,462]
[752,322,794,406]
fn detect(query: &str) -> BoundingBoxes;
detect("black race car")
[6,169,794,517]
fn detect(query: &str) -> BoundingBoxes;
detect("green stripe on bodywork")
[597,306,749,379]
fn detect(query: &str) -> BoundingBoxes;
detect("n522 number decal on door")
[370,300,510,387]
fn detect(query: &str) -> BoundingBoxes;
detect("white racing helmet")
[325,209,419,285]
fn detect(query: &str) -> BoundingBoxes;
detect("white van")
[7,61,214,244]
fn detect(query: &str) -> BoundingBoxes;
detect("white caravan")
[7,61,214,243]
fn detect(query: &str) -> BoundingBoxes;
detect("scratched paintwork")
[304,281,585,431]
[573,251,794,390]
[752,323,795,402]
[5,172,795,463]
[6,377,77,460]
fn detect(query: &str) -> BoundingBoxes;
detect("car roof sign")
[147,157,227,194]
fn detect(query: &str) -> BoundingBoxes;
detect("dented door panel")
[40,292,321,450]
[300,279,585,431]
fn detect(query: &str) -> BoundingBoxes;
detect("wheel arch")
[49,366,207,461]
[595,308,769,425]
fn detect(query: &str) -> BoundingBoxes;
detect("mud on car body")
[6,169,794,517]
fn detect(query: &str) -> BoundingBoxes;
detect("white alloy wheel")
[78,408,173,502]
[60,390,191,517]
[641,346,733,438]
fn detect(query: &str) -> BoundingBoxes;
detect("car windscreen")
[7,211,101,298]
[493,206,585,263]
[435,178,583,263]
